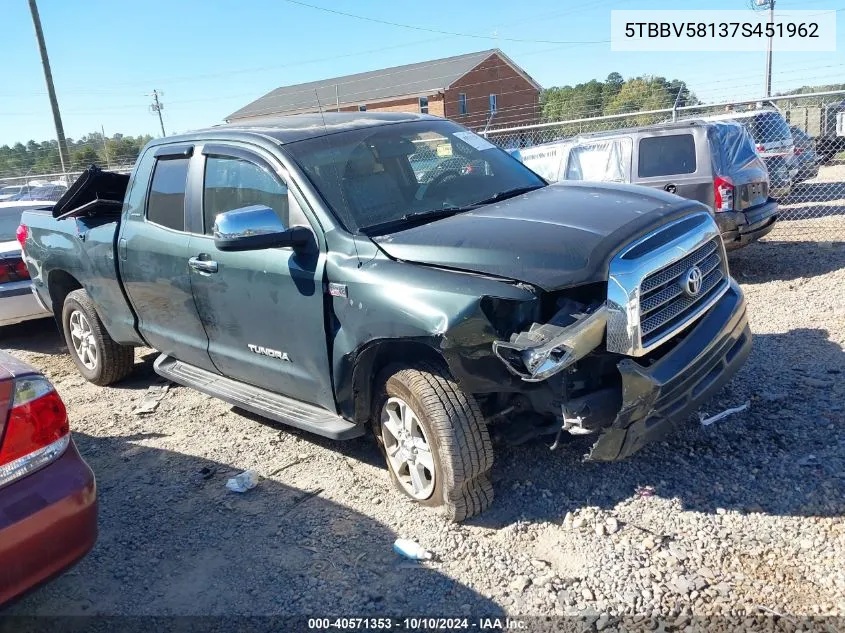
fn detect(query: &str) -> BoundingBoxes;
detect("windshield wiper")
[359,186,544,235]
[360,207,463,235]
[470,185,545,207]
[421,185,546,216]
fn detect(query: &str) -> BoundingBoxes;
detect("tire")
[62,289,134,386]
[374,362,494,522]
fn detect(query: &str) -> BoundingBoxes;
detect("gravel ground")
[2,217,844,623]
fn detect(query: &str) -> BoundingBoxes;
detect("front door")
[187,144,335,410]
[119,145,214,371]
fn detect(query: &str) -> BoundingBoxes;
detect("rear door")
[186,142,335,409]
[632,129,712,205]
[118,145,214,371]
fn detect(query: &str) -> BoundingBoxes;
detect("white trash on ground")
[225,470,260,493]
[132,384,169,415]
[393,538,433,561]
[698,401,750,427]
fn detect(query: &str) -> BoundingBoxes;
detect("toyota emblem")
[682,265,703,297]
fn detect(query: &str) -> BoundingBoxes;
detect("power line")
[279,0,610,45]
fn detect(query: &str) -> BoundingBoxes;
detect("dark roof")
[226,49,539,121]
[158,112,439,146]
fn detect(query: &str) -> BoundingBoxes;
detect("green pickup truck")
[20,113,752,520]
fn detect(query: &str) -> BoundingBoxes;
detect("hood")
[372,182,706,291]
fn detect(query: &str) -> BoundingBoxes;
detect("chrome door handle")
[188,256,218,273]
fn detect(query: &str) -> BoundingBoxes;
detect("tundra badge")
[248,344,291,362]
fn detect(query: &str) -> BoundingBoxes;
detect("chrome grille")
[639,238,728,347]
[606,211,729,357]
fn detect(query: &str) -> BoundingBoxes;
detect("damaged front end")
[488,281,752,463]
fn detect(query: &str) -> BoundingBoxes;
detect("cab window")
[202,156,290,235]
[146,158,189,231]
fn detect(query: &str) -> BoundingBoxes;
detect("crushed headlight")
[493,304,608,382]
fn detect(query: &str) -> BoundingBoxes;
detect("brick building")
[226,49,541,130]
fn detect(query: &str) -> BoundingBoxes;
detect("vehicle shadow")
[783,180,845,204]
[777,204,845,221]
[3,431,504,618]
[472,327,845,528]
[0,318,64,355]
[728,238,845,284]
[1,318,161,392]
[232,407,385,470]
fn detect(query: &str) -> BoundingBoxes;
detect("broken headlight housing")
[492,301,607,382]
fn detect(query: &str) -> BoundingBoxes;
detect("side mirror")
[213,205,310,252]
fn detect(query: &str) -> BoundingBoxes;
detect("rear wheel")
[62,289,134,386]
[374,362,494,522]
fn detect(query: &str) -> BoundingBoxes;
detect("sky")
[0,0,842,146]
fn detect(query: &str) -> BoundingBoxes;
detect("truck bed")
[19,171,143,347]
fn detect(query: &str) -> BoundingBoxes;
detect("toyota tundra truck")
[19,113,752,521]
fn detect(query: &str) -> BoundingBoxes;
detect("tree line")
[540,72,699,124]
[0,132,153,178]
[536,74,844,137]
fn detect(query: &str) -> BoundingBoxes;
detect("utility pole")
[101,125,111,169]
[754,0,775,97]
[150,90,166,137]
[28,0,69,177]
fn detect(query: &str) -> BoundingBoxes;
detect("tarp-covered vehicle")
[512,120,779,250]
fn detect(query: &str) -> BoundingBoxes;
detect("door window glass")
[147,158,189,231]
[638,134,696,178]
[203,156,290,234]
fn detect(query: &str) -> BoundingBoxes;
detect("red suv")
[0,351,96,606]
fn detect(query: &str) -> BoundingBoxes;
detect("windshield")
[283,120,545,233]
[0,186,23,196]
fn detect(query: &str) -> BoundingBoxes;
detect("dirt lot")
[2,218,844,621]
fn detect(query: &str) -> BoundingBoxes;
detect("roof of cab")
[151,111,440,147]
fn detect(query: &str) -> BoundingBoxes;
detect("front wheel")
[62,289,134,386]
[374,363,494,522]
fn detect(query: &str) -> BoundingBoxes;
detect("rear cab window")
[637,134,697,178]
[146,158,189,231]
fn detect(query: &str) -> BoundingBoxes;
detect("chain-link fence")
[480,90,845,238]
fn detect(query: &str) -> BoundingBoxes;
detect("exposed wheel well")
[48,270,83,324]
[351,340,448,425]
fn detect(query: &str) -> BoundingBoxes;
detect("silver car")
[0,202,52,327]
